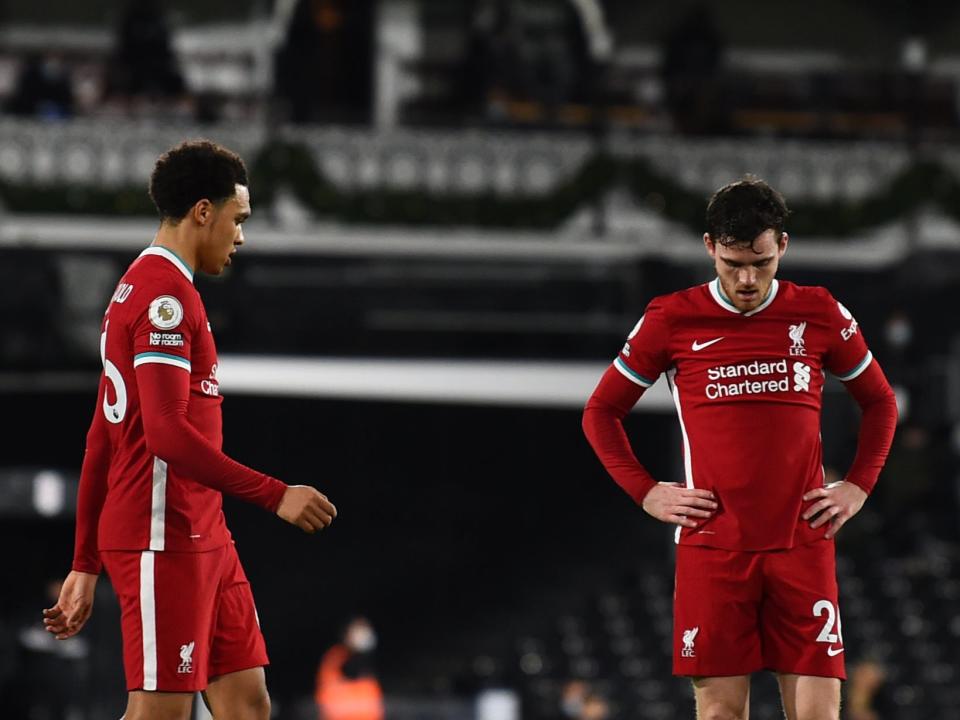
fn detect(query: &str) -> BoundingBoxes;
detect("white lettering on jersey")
[706,377,790,399]
[841,319,859,341]
[813,600,844,657]
[837,301,859,341]
[148,332,184,348]
[100,320,127,424]
[111,283,134,304]
[704,359,812,399]
[201,364,220,396]
[707,359,788,380]
[148,296,184,330]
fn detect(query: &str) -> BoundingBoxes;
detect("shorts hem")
[208,658,270,683]
[673,665,846,680]
[673,667,762,678]
[126,684,207,694]
[766,665,846,680]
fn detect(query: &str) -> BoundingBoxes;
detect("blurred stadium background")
[1,1,959,719]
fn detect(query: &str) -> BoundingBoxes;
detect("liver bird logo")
[178,641,195,673]
[789,321,807,355]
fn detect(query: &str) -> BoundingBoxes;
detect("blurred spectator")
[0,249,66,370]
[580,691,610,720]
[877,308,922,423]
[845,659,891,720]
[659,3,726,134]
[103,0,189,115]
[559,678,588,718]
[871,424,951,555]
[880,309,914,378]
[557,679,610,720]
[274,0,375,125]
[461,0,608,125]
[315,616,384,720]
[5,53,74,119]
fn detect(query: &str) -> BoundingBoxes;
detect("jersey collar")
[709,277,779,317]
[139,246,194,283]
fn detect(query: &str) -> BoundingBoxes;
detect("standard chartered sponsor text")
[706,359,791,399]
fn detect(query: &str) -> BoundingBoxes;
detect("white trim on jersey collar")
[139,246,194,282]
[709,278,779,317]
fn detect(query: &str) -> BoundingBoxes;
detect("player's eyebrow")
[722,256,775,267]
[235,211,250,223]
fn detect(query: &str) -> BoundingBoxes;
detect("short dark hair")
[705,177,790,250]
[149,139,248,222]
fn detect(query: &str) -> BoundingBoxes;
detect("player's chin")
[734,289,760,308]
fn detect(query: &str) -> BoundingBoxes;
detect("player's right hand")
[276,485,337,533]
[641,482,718,528]
[42,571,98,640]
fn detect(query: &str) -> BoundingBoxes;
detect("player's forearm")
[583,397,658,504]
[843,362,899,493]
[72,414,111,574]
[146,413,287,511]
[137,364,287,511]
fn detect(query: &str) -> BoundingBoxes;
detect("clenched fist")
[276,485,337,533]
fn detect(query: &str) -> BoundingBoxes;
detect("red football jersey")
[75,246,285,566]
[615,278,873,551]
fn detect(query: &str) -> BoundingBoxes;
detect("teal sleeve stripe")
[835,350,873,382]
[133,352,191,370]
[614,357,655,387]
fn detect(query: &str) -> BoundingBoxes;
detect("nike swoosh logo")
[692,337,725,351]
[827,646,844,657]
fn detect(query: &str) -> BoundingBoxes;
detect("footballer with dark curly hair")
[44,140,338,720]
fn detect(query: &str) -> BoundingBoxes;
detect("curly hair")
[149,139,248,222]
[705,177,790,250]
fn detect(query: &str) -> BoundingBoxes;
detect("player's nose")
[738,266,756,285]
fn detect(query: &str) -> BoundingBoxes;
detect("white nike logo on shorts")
[692,337,724,351]
[827,646,844,657]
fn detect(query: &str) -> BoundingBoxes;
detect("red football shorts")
[673,539,846,679]
[102,542,269,692]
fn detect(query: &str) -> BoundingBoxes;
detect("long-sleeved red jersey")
[73,246,287,574]
[583,278,898,551]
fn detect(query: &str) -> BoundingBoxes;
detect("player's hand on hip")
[277,485,337,533]
[642,482,718,528]
[802,480,867,539]
[42,570,98,640]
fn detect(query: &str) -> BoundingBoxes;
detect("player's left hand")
[802,481,868,539]
[42,571,98,640]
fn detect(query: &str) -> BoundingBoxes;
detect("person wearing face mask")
[315,616,384,720]
[559,679,588,718]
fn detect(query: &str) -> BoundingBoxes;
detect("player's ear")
[192,199,213,226]
[778,232,789,257]
[703,233,717,258]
